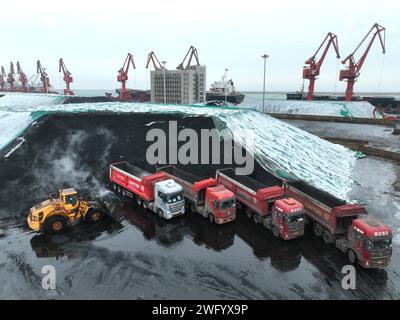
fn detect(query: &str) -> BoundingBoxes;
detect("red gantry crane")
[146,51,164,70]
[59,58,74,95]
[339,23,386,101]
[303,32,340,100]
[7,62,15,92]
[37,60,51,93]
[16,62,28,92]
[0,66,6,92]
[176,46,200,70]
[117,53,135,101]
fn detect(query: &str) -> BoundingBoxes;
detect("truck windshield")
[167,192,183,204]
[364,237,392,251]
[220,198,235,210]
[284,213,304,224]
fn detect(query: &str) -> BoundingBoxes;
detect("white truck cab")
[154,179,185,219]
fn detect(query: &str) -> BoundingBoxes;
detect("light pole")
[162,61,167,104]
[224,68,229,103]
[261,54,269,112]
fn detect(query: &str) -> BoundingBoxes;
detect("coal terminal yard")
[1,2,400,303]
[0,108,399,299]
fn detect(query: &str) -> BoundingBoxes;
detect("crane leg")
[345,80,355,101]
[307,78,316,100]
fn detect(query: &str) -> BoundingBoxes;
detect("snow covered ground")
[240,96,379,118]
[0,93,357,200]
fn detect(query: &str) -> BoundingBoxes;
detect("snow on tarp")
[239,96,379,118]
[0,93,67,108]
[0,94,357,200]
[0,111,33,150]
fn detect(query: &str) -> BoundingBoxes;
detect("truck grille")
[370,250,391,260]
[170,201,184,214]
[287,222,304,232]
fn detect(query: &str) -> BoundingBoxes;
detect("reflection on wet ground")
[0,195,393,299]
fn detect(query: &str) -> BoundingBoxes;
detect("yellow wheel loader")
[27,188,105,234]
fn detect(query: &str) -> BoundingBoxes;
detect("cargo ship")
[206,78,245,105]
[287,92,400,114]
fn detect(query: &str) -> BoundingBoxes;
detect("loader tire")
[86,210,103,223]
[45,216,67,234]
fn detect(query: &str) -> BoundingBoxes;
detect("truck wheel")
[117,186,121,193]
[209,214,215,224]
[272,226,280,238]
[45,216,67,234]
[122,189,126,197]
[253,214,262,224]
[137,198,142,206]
[113,184,117,191]
[158,209,164,218]
[322,231,335,244]
[347,249,357,265]
[245,208,253,219]
[86,210,103,223]
[313,223,323,237]
[142,201,148,209]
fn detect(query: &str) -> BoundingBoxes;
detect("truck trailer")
[216,168,305,240]
[284,180,392,268]
[157,165,236,224]
[109,162,185,220]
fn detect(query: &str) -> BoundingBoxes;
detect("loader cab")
[60,188,80,212]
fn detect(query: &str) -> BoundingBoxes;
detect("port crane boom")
[146,51,164,70]
[117,53,135,101]
[303,32,340,100]
[59,58,74,95]
[0,66,6,91]
[176,46,200,70]
[37,60,51,93]
[339,23,386,101]
[7,62,15,92]
[16,62,28,92]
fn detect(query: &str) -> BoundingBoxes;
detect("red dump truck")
[109,162,185,219]
[216,168,305,240]
[284,180,392,268]
[157,165,236,224]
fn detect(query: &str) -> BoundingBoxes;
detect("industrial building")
[146,46,206,105]
[150,65,206,104]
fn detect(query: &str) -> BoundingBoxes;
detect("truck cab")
[204,185,236,224]
[154,179,185,219]
[268,198,305,240]
[336,217,392,268]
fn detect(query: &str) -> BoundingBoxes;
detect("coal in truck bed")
[112,162,151,180]
[287,181,346,209]
[159,166,206,184]
[220,168,279,192]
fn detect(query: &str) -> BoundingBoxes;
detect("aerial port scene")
[0,0,399,306]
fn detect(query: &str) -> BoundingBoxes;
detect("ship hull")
[206,93,245,105]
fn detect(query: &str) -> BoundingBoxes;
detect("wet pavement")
[0,113,399,299]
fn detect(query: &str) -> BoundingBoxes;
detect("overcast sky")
[1,0,399,93]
